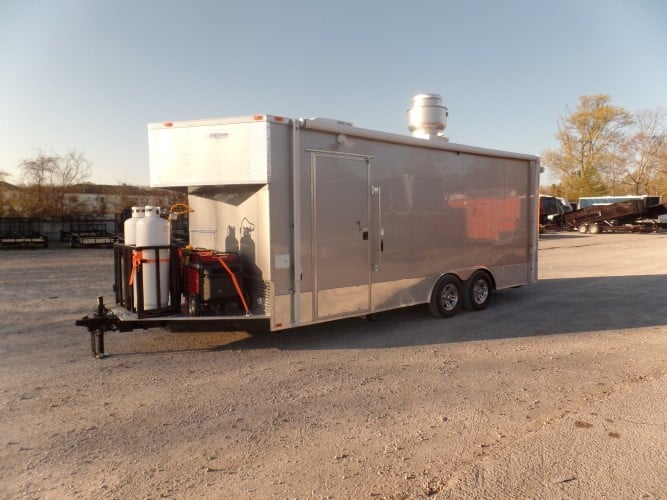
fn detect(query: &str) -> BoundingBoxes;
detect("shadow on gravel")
[194,273,667,353]
[539,232,590,240]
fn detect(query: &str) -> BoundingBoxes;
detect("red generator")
[181,250,247,316]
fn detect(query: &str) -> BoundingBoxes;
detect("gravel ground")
[1,233,666,499]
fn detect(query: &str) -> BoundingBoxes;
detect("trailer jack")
[75,296,119,359]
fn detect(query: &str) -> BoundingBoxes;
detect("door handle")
[357,221,369,240]
[372,185,383,270]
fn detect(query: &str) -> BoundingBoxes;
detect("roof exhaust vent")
[407,93,448,140]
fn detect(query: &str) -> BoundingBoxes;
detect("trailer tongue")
[76,244,270,358]
[76,95,541,357]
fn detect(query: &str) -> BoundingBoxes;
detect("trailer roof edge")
[147,114,539,162]
[300,117,539,162]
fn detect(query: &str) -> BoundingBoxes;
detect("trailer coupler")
[75,296,120,359]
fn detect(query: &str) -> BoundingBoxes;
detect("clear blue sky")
[1,0,665,186]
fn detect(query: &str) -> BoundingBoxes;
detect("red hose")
[216,256,249,314]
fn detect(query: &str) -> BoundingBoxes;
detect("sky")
[1,0,665,186]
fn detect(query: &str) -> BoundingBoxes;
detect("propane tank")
[135,206,170,310]
[123,206,145,245]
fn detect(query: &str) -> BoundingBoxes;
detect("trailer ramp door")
[311,153,371,319]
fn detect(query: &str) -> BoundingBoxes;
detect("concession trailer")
[77,94,541,357]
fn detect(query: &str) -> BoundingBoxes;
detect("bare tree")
[18,150,92,217]
[621,108,667,195]
[599,144,628,196]
[56,150,92,186]
[53,150,92,216]
[0,170,10,216]
[116,182,137,213]
[659,142,667,196]
[18,153,60,217]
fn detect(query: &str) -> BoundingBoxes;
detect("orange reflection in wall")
[448,197,521,241]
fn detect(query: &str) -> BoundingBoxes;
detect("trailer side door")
[311,153,371,319]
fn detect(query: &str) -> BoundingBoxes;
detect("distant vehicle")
[540,195,560,225]
[539,195,571,226]
[577,195,660,210]
[565,198,667,234]
[556,197,574,214]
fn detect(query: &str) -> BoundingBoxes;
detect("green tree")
[542,94,632,201]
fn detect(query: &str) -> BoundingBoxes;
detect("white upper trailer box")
[147,95,540,331]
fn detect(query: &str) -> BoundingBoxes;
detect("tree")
[600,144,627,196]
[620,108,667,195]
[542,94,632,200]
[0,170,10,216]
[116,182,138,213]
[18,150,92,217]
[18,153,59,217]
[52,151,92,215]
[659,142,667,197]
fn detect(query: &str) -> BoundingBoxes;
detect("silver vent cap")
[407,93,448,140]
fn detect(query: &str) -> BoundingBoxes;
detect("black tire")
[463,270,493,311]
[428,275,462,318]
[187,294,202,316]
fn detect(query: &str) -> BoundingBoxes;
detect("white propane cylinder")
[135,206,170,310]
[123,206,145,245]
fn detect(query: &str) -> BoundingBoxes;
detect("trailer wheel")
[463,271,493,311]
[429,275,462,318]
[578,223,589,234]
[589,223,600,234]
[187,294,202,316]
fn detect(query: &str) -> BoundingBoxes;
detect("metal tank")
[407,93,448,140]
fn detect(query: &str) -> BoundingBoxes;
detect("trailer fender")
[452,267,495,287]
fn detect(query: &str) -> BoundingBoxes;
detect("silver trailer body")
[149,115,540,331]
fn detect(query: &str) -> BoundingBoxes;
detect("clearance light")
[274,116,285,122]
[164,122,173,127]
[253,115,264,121]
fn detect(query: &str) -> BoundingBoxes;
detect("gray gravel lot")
[1,232,666,498]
